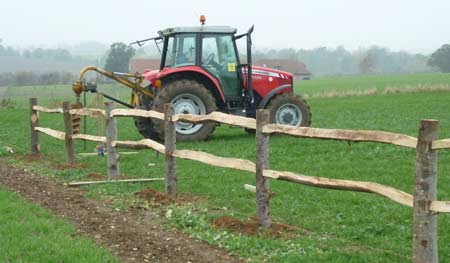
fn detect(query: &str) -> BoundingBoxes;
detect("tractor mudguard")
[143,67,226,103]
[257,84,292,109]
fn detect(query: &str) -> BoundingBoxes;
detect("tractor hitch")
[99,93,134,108]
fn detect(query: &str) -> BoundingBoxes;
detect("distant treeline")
[0,40,438,85]
[0,43,86,61]
[0,42,109,86]
[0,71,78,87]
[254,46,433,76]
[0,42,96,75]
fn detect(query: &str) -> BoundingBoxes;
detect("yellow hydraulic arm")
[72,66,153,107]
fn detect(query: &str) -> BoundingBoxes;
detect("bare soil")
[135,188,175,205]
[87,172,106,180]
[135,188,206,206]
[0,159,242,263]
[213,216,297,238]
[52,162,86,170]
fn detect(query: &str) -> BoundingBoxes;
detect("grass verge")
[0,185,118,263]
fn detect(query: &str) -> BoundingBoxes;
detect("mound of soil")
[52,162,85,170]
[11,154,42,162]
[135,188,207,206]
[213,216,297,238]
[136,188,175,205]
[87,172,105,180]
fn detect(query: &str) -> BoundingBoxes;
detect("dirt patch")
[87,172,105,180]
[136,188,207,205]
[136,188,175,205]
[0,159,241,263]
[52,162,86,170]
[11,154,43,162]
[213,216,297,238]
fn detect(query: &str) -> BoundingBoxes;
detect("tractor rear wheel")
[152,79,217,141]
[266,93,311,127]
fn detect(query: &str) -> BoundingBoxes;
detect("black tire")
[134,87,160,141]
[152,79,217,141]
[266,93,311,127]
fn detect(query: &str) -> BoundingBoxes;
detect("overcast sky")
[1,0,449,53]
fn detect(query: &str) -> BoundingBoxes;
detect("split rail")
[29,97,450,263]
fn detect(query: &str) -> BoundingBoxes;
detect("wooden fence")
[29,97,450,263]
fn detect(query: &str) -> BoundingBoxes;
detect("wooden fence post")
[95,93,106,139]
[256,109,271,228]
[164,103,177,197]
[62,101,75,164]
[105,102,120,180]
[413,119,438,263]
[29,98,40,155]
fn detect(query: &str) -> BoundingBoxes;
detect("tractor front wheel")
[152,79,217,141]
[266,93,311,127]
[134,87,160,141]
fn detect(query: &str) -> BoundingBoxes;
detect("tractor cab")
[159,26,242,98]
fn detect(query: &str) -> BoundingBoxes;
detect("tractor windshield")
[164,33,196,68]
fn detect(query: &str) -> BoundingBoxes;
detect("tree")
[359,52,377,74]
[428,44,450,72]
[0,39,20,57]
[104,42,135,72]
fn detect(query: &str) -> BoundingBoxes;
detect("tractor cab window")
[164,34,196,68]
[201,34,240,97]
[201,37,220,67]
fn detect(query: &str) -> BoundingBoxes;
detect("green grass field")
[296,72,450,98]
[2,73,450,262]
[0,186,118,263]
[2,72,450,109]
[0,83,129,109]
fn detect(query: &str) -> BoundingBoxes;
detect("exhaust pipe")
[246,25,255,105]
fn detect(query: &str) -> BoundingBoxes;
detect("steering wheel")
[203,53,215,65]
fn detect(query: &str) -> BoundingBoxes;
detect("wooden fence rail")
[263,169,414,207]
[110,108,257,129]
[69,108,106,118]
[32,105,63,114]
[263,123,418,148]
[30,98,450,262]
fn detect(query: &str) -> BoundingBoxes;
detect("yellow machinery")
[72,66,153,107]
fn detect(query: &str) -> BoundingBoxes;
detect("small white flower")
[4,146,13,153]
[165,209,173,219]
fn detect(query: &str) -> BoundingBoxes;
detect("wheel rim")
[171,93,206,135]
[275,103,303,127]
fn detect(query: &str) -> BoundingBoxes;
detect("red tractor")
[72,19,311,141]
